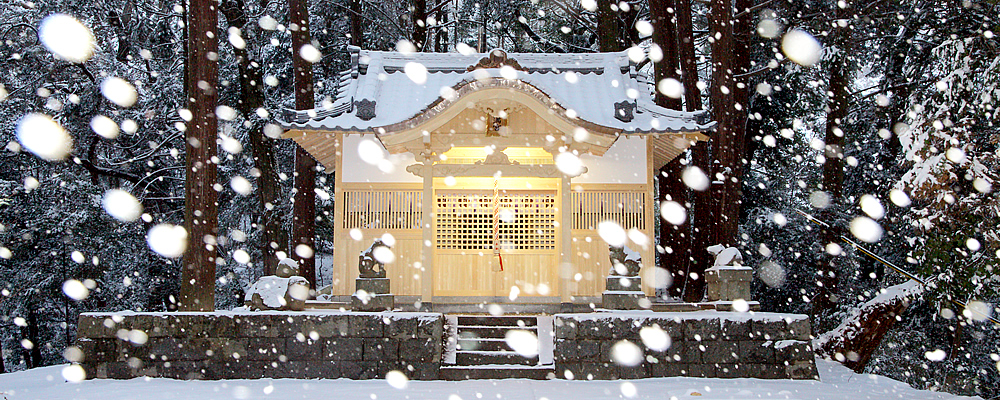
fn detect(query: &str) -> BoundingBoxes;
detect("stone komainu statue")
[358,239,389,278]
[608,244,642,276]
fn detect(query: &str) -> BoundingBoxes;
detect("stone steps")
[440,364,554,380]
[456,351,538,366]
[446,315,554,380]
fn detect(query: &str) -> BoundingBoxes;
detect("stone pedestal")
[603,275,647,310]
[705,266,753,302]
[353,277,394,311]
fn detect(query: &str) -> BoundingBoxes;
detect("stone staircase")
[440,315,555,380]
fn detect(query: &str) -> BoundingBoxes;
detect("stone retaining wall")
[553,312,818,380]
[75,311,444,380]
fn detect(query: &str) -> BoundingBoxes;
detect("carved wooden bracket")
[467,49,526,72]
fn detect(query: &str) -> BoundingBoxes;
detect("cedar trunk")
[649,0,688,299]
[596,0,624,52]
[675,0,702,111]
[818,297,909,372]
[179,0,219,311]
[676,0,709,302]
[411,0,427,50]
[350,0,364,48]
[220,0,287,277]
[709,0,737,247]
[649,0,683,111]
[290,0,317,288]
[814,2,851,315]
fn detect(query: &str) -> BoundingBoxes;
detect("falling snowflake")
[90,115,120,139]
[505,330,539,357]
[102,189,143,222]
[781,29,822,67]
[146,224,188,258]
[39,14,95,63]
[555,152,584,176]
[17,113,73,161]
[405,62,428,85]
[62,279,89,301]
[611,340,642,367]
[597,220,627,247]
[100,77,138,107]
[681,167,709,191]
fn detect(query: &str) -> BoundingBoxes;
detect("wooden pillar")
[420,154,434,304]
[179,0,218,311]
[560,175,573,303]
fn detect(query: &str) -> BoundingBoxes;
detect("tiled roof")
[281,47,713,134]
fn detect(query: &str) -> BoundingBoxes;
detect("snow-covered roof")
[281,47,712,134]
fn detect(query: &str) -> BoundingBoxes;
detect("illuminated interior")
[438,147,554,165]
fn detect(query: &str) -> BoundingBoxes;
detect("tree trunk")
[649,0,683,110]
[411,0,427,50]
[0,337,5,373]
[649,0,687,299]
[26,307,42,368]
[676,0,708,302]
[596,0,623,52]
[687,141,712,302]
[220,0,287,278]
[675,0,701,111]
[179,0,219,311]
[435,3,449,52]
[731,0,751,216]
[709,0,737,248]
[814,1,851,316]
[816,282,918,372]
[290,0,317,289]
[350,0,364,48]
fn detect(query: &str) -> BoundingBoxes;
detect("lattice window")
[436,191,557,251]
[342,190,422,230]
[571,191,646,230]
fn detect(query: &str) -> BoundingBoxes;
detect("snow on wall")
[555,310,810,323]
[341,134,422,183]
[576,136,647,184]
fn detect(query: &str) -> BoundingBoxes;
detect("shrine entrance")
[431,177,561,300]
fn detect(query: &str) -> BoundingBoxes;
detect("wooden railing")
[571,191,646,230]
[342,190,422,230]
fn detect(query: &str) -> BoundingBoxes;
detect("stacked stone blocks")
[552,314,818,380]
[75,312,443,380]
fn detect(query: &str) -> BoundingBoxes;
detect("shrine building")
[281,47,712,308]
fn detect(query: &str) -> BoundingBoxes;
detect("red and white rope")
[492,177,503,271]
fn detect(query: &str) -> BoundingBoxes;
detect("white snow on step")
[0,360,975,400]
[441,364,554,370]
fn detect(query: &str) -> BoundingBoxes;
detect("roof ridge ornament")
[467,49,526,72]
[355,99,376,121]
[614,100,637,123]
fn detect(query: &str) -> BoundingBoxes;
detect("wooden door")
[433,190,559,298]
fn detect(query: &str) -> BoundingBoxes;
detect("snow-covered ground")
[0,360,978,400]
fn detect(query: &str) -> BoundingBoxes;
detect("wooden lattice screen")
[571,191,646,230]
[342,190,422,230]
[436,191,557,251]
